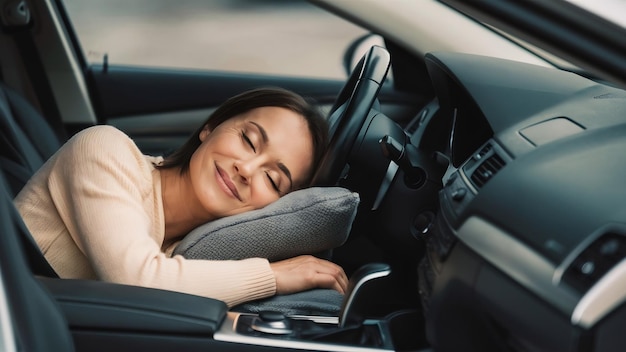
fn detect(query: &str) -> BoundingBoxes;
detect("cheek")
[187,150,212,202]
[249,181,280,209]
[188,143,211,180]
[187,141,222,197]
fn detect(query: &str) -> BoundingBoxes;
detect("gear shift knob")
[339,263,391,328]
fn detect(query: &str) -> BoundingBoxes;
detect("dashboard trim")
[571,255,626,328]
[555,223,626,327]
[456,216,579,314]
[553,223,626,285]
[214,312,393,352]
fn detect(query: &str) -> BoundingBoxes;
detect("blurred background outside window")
[62,0,371,79]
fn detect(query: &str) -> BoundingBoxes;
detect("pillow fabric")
[233,289,344,316]
[172,187,359,262]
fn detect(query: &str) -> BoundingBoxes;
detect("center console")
[40,263,427,352]
[216,312,392,351]
[215,263,402,351]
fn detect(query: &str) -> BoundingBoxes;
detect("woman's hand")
[270,255,348,295]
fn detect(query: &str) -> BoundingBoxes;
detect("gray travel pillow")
[172,187,360,262]
[232,289,345,316]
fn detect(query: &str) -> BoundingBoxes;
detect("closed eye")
[241,131,256,152]
[266,171,280,194]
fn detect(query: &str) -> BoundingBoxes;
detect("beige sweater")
[14,125,276,307]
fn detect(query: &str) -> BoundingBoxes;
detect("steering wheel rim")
[312,45,391,186]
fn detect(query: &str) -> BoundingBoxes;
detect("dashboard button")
[451,188,467,201]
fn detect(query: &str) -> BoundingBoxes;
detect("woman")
[14,87,348,307]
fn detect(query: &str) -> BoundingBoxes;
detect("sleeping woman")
[14,87,348,307]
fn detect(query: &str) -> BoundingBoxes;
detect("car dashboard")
[414,52,626,351]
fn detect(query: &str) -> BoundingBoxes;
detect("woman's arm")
[47,126,276,306]
[42,126,347,306]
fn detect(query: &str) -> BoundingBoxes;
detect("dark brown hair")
[157,87,328,189]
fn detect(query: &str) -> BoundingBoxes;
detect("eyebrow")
[248,121,293,191]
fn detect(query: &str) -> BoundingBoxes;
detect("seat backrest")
[0,174,74,351]
[0,82,62,196]
[0,82,60,277]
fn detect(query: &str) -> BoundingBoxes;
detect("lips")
[215,163,242,201]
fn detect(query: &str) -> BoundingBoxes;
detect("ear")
[199,124,211,142]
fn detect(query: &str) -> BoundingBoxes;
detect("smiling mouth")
[215,163,242,201]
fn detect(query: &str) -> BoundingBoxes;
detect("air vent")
[474,143,493,159]
[562,233,626,293]
[466,143,506,189]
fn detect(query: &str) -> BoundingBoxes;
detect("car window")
[61,0,371,79]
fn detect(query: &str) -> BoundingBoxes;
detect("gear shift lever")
[339,263,391,328]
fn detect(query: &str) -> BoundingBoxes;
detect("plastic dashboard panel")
[420,52,626,350]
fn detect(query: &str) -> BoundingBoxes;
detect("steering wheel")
[312,45,391,186]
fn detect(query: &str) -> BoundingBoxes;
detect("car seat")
[0,82,62,197]
[0,173,74,351]
[0,82,61,277]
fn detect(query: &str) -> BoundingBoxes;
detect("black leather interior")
[0,175,74,351]
[0,82,63,197]
[39,277,227,334]
[0,82,61,277]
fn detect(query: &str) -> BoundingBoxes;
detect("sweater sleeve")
[48,126,276,307]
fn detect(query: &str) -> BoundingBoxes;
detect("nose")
[234,158,262,185]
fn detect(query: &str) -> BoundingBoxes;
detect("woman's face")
[188,106,314,219]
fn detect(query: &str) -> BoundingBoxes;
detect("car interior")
[1,0,626,351]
